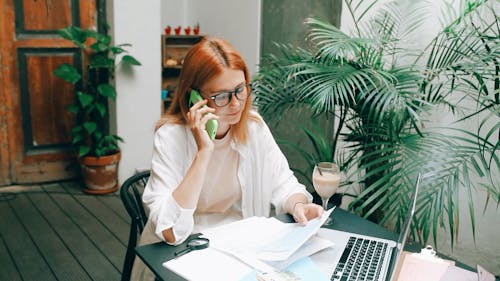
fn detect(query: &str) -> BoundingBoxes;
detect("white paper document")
[201,207,335,262]
[265,234,334,270]
[163,247,253,281]
[163,207,336,281]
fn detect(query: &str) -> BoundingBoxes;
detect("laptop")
[312,174,421,281]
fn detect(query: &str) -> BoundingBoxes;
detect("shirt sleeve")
[142,125,195,245]
[257,119,313,214]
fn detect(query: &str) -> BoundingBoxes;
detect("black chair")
[120,170,150,281]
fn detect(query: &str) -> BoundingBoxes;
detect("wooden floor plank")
[0,220,26,281]
[51,193,128,270]
[42,182,73,193]
[97,194,130,222]
[76,194,130,245]
[7,193,91,281]
[32,189,121,281]
[0,182,133,281]
[59,180,86,194]
[0,195,56,281]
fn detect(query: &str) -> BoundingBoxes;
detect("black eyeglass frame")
[205,83,252,107]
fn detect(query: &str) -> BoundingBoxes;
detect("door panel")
[0,0,101,185]
[19,0,77,31]
[0,35,9,185]
[19,49,78,150]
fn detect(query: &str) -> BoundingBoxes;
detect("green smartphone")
[189,89,218,140]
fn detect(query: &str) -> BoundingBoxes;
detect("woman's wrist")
[293,201,305,214]
[285,193,309,214]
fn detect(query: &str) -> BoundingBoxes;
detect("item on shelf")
[166,84,177,92]
[161,89,169,100]
[165,25,171,35]
[184,26,191,35]
[161,35,203,114]
[174,25,181,35]
[194,23,200,35]
[165,58,178,67]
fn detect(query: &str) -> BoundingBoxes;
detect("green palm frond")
[346,128,495,245]
[276,117,347,188]
[305,17,377,62]
[344,0,382,35]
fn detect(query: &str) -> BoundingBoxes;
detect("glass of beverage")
[313,162,341,225]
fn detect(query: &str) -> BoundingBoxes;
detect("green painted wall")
[261,0,342,56]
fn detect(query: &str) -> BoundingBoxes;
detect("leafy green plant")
[54,26,141,157]
[277,117,349,187]
[254,0,499,246]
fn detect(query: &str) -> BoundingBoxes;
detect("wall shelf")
[161,35,203,112]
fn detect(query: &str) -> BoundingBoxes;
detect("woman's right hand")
[186,99,218,152]
[175,99,217,210]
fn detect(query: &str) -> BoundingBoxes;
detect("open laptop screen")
[387,173,421,281]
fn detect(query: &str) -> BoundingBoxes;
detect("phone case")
[189,90,218,140]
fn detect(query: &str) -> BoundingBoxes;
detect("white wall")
[161,1,187,29]
[188,0,261,75]
[111,0,162,183]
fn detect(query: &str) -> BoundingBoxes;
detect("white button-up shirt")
[141,112,312,245]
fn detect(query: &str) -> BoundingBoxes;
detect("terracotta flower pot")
[79,151,121,194]
[174,26,181,35]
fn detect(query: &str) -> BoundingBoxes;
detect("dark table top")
[135,208,473,281]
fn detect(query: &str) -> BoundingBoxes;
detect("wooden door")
[0,0,103,185]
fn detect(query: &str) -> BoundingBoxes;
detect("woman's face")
[200,68,248,136]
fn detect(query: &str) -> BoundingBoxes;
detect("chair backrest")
[120,170,150,281]
[120,170,150,233]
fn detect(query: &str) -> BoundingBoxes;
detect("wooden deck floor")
[0,181,130,281]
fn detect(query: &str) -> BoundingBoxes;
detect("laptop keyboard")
[331,236,389,281]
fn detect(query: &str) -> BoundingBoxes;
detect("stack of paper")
[163,247,253,281]
[241,257,329,281]
[200,208,334,266]
[163,208,335,280]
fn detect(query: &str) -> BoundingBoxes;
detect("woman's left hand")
[292,202,324,225]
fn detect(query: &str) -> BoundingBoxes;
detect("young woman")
[131,37,323,280]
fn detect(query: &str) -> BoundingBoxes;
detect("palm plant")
[276,118,336,186]
[253,0,499,247]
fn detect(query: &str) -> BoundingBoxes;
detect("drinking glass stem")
[321,197,332,225]
[322,197,329,210]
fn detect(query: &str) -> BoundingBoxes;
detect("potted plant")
[275,117,349,207]
[193,23,200,35]
[174,25,182,35]
[254,0,499,247]
[54,26,141,194]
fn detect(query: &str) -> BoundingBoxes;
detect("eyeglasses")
[207,83,250,107]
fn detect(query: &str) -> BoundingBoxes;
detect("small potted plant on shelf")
[54,26,141,194]
[174,25,181,35]
[165,25,171,35]
[193,23,200,35]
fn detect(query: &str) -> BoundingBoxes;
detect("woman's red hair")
[156,37,257,143]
